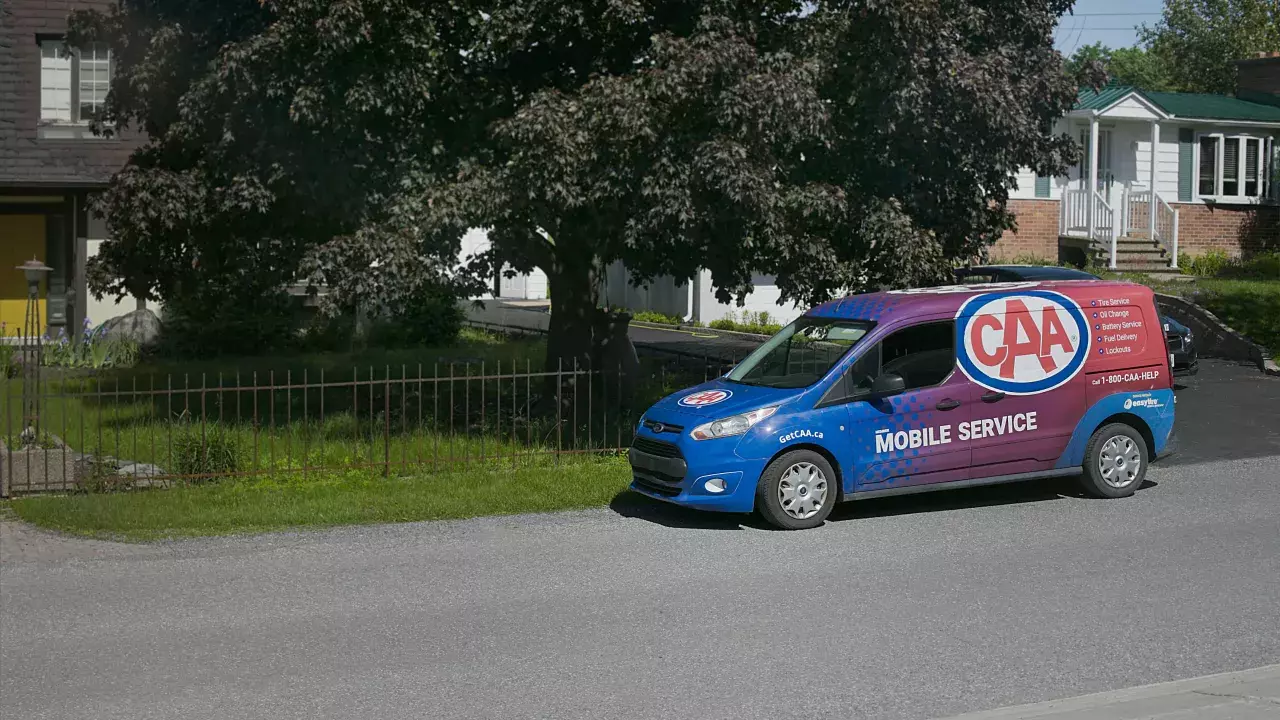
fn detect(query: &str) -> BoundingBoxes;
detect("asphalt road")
[2,362,1279,720]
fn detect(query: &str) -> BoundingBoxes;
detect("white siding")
[84,239,159,325]
[457,228,549,300]
[1011,120,1071,200]
[602,262,688,318]
[692,270,806,326]
[1009,168,1039,200]
[1102,96,1162,121]
[1131,128,1182,199]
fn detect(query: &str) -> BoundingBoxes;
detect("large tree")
[1065,42,1173,91]
[1141,0,1280,94]
[78,0,1085,368]
[70,0,486,353]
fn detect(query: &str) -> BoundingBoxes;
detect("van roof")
[807,280,1151,322]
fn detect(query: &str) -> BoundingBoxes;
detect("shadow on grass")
[612,476,1160,530]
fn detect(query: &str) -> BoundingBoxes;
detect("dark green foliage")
[156,288,295,358]
[76,0,1086,372]
[367,283,464,349]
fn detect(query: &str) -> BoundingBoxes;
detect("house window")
[1198,137,1218,196]
[1196,133,1273,202]
[38,39,112,129]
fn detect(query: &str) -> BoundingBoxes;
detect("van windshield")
[725,317,873,389]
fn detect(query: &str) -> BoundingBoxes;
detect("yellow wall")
[0,215,47,339]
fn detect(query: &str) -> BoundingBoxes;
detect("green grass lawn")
[0,327,708,540]
[8,455,633,541]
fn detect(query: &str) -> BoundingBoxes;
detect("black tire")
[1079,422,1149,498]
[756,450,837,530]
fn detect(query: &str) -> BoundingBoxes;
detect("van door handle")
[935,398,961,411]
[981,391,1006,403]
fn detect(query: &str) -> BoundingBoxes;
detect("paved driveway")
[3,454,1279,720]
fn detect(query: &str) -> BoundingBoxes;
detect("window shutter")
[1269,137,1278,201]
[1034,174,1050,198]
[1178,129,1194,201]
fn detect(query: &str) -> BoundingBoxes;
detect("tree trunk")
[544,255,596,377]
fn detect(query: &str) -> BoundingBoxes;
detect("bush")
[369,282,463,349]
[172,428,244,479]
[628,309,688,325]
[709,311,784,335]
[159,289,296,359]
[1181,249,1232,278]
[1219,252,1280,281]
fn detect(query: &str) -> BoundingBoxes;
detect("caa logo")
[679,389,732,407]
[955,291,1090,395]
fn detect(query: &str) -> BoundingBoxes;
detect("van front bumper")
[628,442,764,513]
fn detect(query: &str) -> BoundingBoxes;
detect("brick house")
[0,0,142,338]
[995,53,1280,270]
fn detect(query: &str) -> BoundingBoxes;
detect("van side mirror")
[868,373,906,399]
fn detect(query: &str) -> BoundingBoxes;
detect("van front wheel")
[756,450,836,530]
[1080,423,1149,498]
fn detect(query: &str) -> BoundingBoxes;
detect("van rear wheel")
[756,450,836,530]
[1079,423,1148,498]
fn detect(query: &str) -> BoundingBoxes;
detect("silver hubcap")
[1098,435,1142,488]
[778,462,828,520]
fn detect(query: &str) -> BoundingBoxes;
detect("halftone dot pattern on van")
[809,293,906,321]
[855,391,941,485]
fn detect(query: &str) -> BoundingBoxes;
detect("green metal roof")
[1075,85,1280,124]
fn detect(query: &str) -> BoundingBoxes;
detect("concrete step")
[1115,249,1169,261]
[1115,236,1161,248]
[1114,262,1178,272]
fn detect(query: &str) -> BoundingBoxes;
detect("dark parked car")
[953,265,1198,376]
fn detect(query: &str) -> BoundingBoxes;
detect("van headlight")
[691,407,778,441]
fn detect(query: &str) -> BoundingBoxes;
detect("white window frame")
[37,38,113,138]
[1193,131,1275,204]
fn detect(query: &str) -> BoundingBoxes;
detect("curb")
[932,664,1280,719]
[1266,357,1280,377]
[631,320,773,343]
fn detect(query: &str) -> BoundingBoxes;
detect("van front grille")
[631,436,683,459]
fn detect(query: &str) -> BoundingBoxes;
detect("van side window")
[825,321,955,404]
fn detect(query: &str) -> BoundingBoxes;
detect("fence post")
[1171,210,1180,269]
[384,366,391,478]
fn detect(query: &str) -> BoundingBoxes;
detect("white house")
[997,53,1280,269]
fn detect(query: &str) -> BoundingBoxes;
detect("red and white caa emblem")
[678,389,732,407]
[955,291,1090,395]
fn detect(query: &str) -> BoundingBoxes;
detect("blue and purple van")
[628,280,1176,530]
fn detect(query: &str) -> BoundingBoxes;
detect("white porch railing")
[1093,191,1117,268]
[1060,189,1120,268]
[1061,189,1089,235]
[1122,188,1180,269]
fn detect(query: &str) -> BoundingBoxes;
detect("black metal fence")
[0,348,750,497]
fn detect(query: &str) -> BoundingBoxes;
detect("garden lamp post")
[16,258,51,446]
